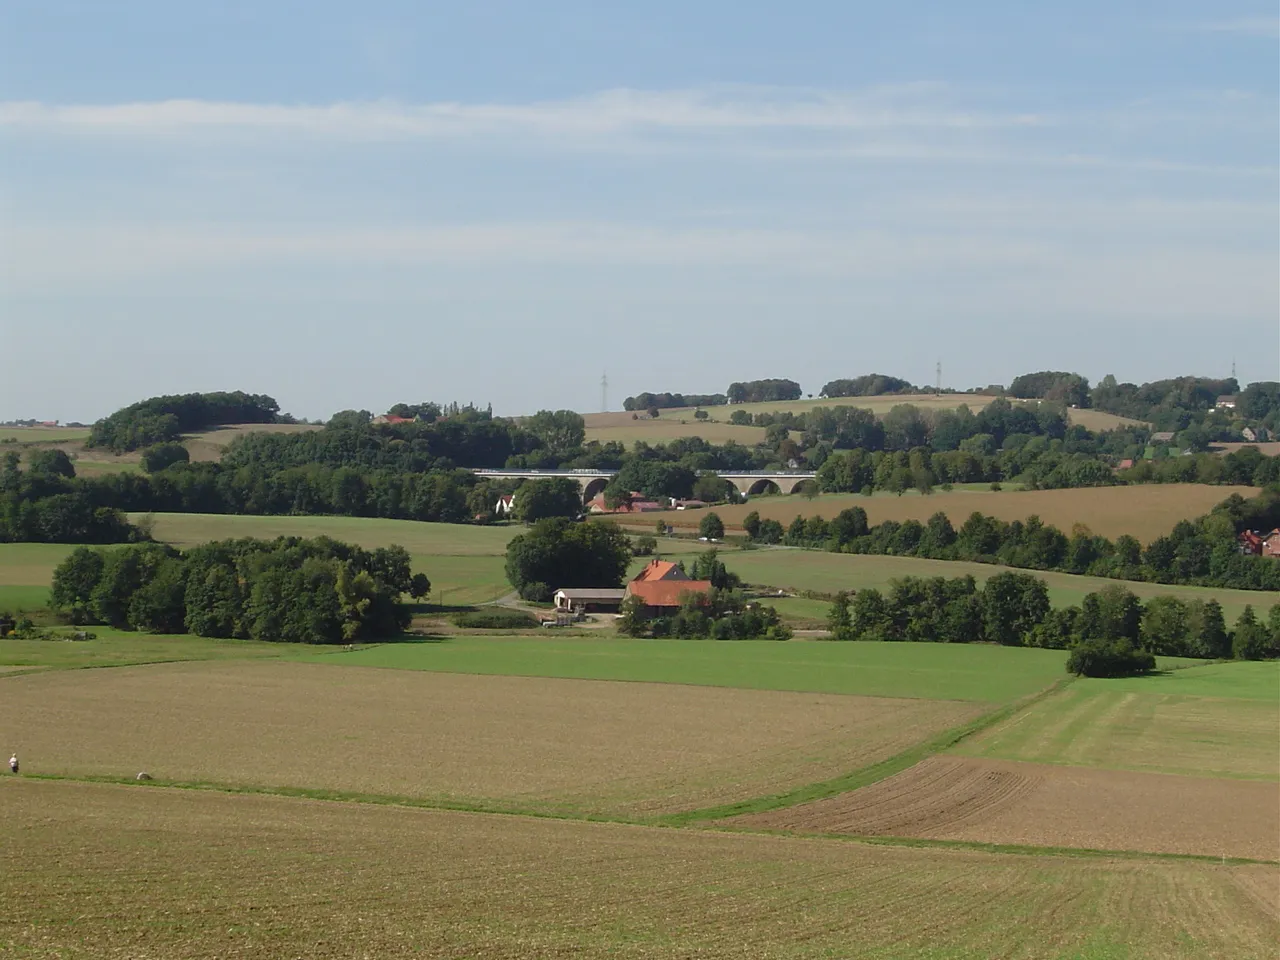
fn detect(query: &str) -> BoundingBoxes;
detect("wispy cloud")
[1192,17,1280,38]
[0,85,1044,140]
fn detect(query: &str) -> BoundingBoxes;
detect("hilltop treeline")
[827,574,1279,669]
[746,485,1280,593]
[727,379,802,403]
[49,537,427,642]
[88,391,283,452]
[819,375,918,398]
[623,392,727,412]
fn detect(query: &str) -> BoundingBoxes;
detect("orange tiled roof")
[632,559,689,582]
[626,579,713,608]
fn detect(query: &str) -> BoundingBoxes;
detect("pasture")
[328,636,1069,702]
[5,780,1274,960]
[950,662,1280,781]
[583,412,765,445]
[183,421,321,461]
[721,548,1273,621]
[0,426,91,443]
[641,484,1255,544]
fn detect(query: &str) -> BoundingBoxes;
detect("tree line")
[1,453,140,544]
[825,573,1279,673]
[49,536,428,643]
[623,392,727,412]
[744,486,1280,593]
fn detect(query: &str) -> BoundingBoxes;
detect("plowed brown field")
[736,756,1280,860]
[3,779,1275,960]
[0,661,979,818]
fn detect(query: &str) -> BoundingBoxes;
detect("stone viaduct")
[472,469,817,502]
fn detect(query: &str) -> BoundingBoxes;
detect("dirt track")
[735,756,1280,860]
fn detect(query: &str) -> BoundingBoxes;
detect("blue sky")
[1,1,1277,421]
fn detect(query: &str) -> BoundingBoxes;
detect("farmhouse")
[1242,426,1270,443]
[587,493,665,514]
[1215,395,1238,411]
[553,588,626,614]
[1116,458,1135,471]
[371,414,415,426]
[1237,529,1280,557]
[625,559,713,615]
[1150,431,1176,444]
[494,494,515,517]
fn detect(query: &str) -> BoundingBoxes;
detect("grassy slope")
[722,547,1273,621]
[641,484,1256,544]
[324,638,1068,703]
[950,661,1280,780]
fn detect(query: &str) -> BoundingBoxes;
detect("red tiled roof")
[626,580,713,608]
[632,559,689,582]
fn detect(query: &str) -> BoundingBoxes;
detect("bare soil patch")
[2,778,1274,959]
[0,661,978,817]
[737,756,1280,860]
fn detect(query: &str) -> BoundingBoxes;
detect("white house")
[494,494,515,517]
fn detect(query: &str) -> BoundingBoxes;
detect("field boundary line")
[653,678,1074,827]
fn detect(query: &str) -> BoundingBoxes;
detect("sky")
[1,1,1277,422]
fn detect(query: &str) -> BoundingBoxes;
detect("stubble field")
[4,778,1274,960]
[0,660,981,818]
[642,483,1255,543]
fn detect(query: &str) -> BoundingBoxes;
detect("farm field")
[641,483,1256,544]
[5,780,1274,960]
[583,411,765,445]
[0,426,91,443]
[328,636,1069,702]
[183,421,322,460]
[950,662,1280,781]
[720,548,1273,621]
[0,660,981,818]
[737,755,1279,860]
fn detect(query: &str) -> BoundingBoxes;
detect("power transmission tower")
[600,372,609,413]
[936,361,942,396]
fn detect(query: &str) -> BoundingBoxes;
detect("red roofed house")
[587,492,665,514]
[625,559,713,615]
[494,494,515,517]
[1263,530,1280,558]
[1238,531,1263,556]
[372,414,415,426]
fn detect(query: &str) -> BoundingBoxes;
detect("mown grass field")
[583,412,766,445]
[6,779,1273,960]
[0,426,91,443]
[721,548,1273,621]
[329,637,1068,702]
[951,661,1280,781]
[644,483,1255,544]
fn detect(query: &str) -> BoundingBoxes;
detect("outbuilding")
[553,588,627,614]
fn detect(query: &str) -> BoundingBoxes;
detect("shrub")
[451,609,539,630]
[1066,638,1156,678]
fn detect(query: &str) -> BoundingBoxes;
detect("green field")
[951,661,1280,780]
[723,548,1275,621]
[0,427,91,443]
[324,637,1068,702]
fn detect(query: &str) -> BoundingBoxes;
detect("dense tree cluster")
[749,486,1280,592]
[0,454,139,544]
[618,588,790,640]
[49,537,427,643]
[504,518,632,602]
[1008,372,1091,408]
[819,375,918,398]
[623,392,727,411]
[727,379,803,404]
[1119,446,1280,487]
[88,391,281,452]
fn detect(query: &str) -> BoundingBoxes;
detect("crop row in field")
[738,755,1278,860]
[2,778,1273,960]
[641,484,1254,545]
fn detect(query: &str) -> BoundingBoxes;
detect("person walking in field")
[8,754,17,774]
